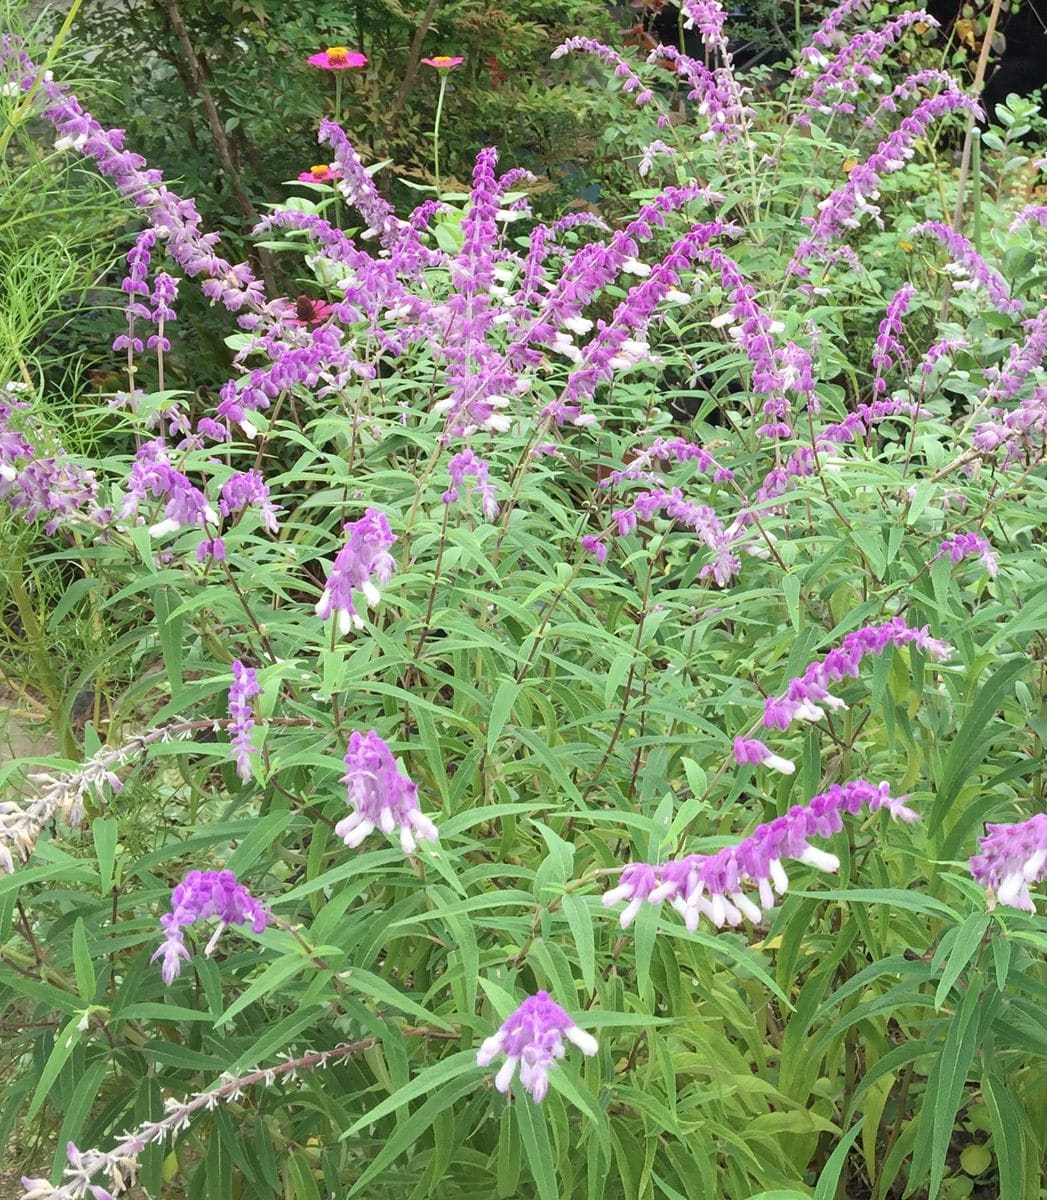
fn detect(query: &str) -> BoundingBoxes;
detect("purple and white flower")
[970,813,1047,912]
[476,991,598,1102]
[152,869,269,985]
[338,730,438,854]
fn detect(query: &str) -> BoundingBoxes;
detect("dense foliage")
[1,2,1045,1200]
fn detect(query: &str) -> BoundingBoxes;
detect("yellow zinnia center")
[327,47,350,64]
[432,56,455,64]
[310,164,330,178]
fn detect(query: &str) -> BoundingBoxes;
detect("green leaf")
[561,894,596,992]
[92,817,118,894]
[71,917,96,1001]
[342,1050,477,1136]
[982,1072,1026,1200]
[487,678,520,754]
[27,1015,83,1120]
[217,953,309,1024]
[930,658,1027,833]
[516,1092,559,1200]
[285,1150,322,1200]
[813,1117,864,1200]
[934,913,989,1009]
[346,1074,477,1196]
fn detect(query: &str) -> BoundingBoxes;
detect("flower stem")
[432,73,449,196]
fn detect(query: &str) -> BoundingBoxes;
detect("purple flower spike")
[763,618,952,731]
[228,661,260,781]
[476,991,598,1103]
[443,449,498,520]
[970,813,1047,912]
[338,730,438,854]
[910,221,1022,317]
[872,283,915,394]
[315,508,396,635]
[219,469,280,533]
[733,736,795,775]
[151,869,268,985]
[933,533,998,577]
[603,779,918,932]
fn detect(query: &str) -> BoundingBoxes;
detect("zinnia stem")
[432,72,448,196]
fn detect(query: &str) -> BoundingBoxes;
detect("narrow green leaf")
[342,1050,477,1136]
[931,658,1027,832]
[225,810,295,876]
[487,678,520,754]
[92,818,118,894]
[285,1150,322,1200]
[346,1075,477,1196]
[561,894,596,992]
[813,1116,864,1200]
[71,917,96,1001]
[27,1016,83,1120]
[934,913,989,1009]
[217,953,308,1024]
[982,1072,1025,1200]
[516,1093,559,1200]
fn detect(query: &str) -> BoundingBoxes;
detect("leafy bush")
[1,4,1046,1200]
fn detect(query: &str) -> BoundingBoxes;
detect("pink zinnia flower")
[288,296,334,326]
[307,47,367,70]
[421,55,464,69]
[297,162,342,183]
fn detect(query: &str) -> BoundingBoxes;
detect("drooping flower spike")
[476,991,598,1103]
[603,779,918,932]
[152,870,269,985]
[970,812,1047,912]
[338,730,438,854]
[763,617,951,731]
[307,47,367,70]
[315,507,396,635]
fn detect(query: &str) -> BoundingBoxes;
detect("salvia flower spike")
[228,661,260,781]
[604,779,918,932]
[763,618,951,732]
[339,730,438,854]
[969,813,1047,912]
[152,869,269,985]
[315,507,396,635]
[476,991,598,1102]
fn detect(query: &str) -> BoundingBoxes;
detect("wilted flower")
[315,507,396,634]
[476,991,598,1102]
[604,779,918,931]
[307,47,367,70]
[970,812,1047,912]
[421,55,464,69]
[338,730,438,854]
[152,869,269,985]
